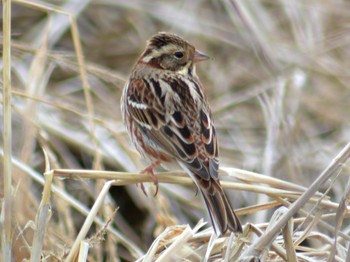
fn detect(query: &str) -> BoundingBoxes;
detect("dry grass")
[1,0,350,261]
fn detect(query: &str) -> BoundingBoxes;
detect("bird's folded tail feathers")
[198,178,242,235]
[178,162,242,235]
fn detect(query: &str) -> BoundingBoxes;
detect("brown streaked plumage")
[121,32,242,235]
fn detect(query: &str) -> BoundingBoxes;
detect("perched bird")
[121,32,242,235]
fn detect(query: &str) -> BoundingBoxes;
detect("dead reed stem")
[1,1,13,261]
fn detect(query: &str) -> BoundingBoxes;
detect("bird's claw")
[139,161,160,197]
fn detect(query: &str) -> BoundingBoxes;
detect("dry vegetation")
[1,0,350,261]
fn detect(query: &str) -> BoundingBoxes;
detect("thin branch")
[240,142,350,259]
[1,1,13,261]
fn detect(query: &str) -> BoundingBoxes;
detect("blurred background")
[2,0,350,260]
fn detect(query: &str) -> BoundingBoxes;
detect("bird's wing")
[125,77,219,181]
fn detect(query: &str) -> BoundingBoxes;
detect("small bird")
[121,32,242,235]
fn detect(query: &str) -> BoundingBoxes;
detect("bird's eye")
[174,51,184,59]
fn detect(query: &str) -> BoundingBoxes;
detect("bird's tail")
[199,179,242,235]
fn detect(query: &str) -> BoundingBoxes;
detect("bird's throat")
[176,61,193,76]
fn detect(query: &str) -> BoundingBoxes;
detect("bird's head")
[139,32,209,72]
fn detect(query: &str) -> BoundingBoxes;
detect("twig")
[65,180,115,262]
[240,142,350,260]
[30,149,53,262]
[1,1,13,261]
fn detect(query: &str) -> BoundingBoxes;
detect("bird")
[121,32,242,235]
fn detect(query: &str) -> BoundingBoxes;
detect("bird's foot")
[140,161,160,196]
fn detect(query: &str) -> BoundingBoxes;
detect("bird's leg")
[140,160,161,196]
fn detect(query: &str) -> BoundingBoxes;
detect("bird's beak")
[193,49,210,63]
